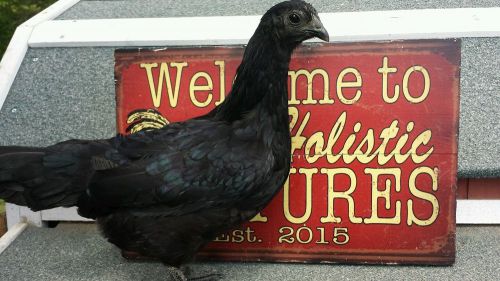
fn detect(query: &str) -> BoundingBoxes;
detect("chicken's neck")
[209,25,294,128]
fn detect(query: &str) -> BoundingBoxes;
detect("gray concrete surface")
[0,47,116,146]
[459,38,500,178]
[0,223,498,281]
[57,0,500,19]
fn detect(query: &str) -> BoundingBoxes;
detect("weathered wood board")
[115,40,460,265]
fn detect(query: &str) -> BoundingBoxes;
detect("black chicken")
[0,0,328,279]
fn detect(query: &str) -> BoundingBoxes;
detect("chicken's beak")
[309,15,329,42]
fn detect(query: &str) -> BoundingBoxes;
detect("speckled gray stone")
[0,48,116,146]
[57,0,500,20]
[458,38,500,178]
[0,223,498,281]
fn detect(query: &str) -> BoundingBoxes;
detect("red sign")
[115,40,460,265]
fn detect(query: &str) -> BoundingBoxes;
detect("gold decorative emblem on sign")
[126,109,169,133]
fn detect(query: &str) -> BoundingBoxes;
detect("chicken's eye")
[288,13,301,25]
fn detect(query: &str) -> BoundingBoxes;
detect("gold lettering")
[249,213,268,222]
[324,112,346,164]
[214,60,226,105]
[373,120,400,165]
[353,128,376,164]
[363,168,402,224]
[288,69,332,105]
[410,129,434,163]
[378,57,399,103]
[393,122,413,163]
[289,110,434,166]
[289,107,299,130]
[189,71,213,107]
[407,167,439,226]
[140,62,187,108]
[213,233,229,242]
[283,168,316,224]
[320,168,361,224]
[296,227,313,244]
[340,122,361,164]
[403,66,430,103]
[245,227,258,242]
[291,110,310,156]
[305,131,325,163]
[231,230,245,243]
[337,67,362,104]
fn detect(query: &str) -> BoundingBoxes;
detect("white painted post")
[5,203,21,229]
[0,222,28,254]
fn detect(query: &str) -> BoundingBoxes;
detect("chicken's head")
[262,0,329,46]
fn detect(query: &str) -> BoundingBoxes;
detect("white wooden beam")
[40,207,93,222]
[457,200,500,224]
[28,7,500,48]
[5,203,22,229]
[0,26,31,112]
[0,222,28,254]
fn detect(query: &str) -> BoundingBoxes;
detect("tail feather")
[0,145,92,211]
[0,182,28,205]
